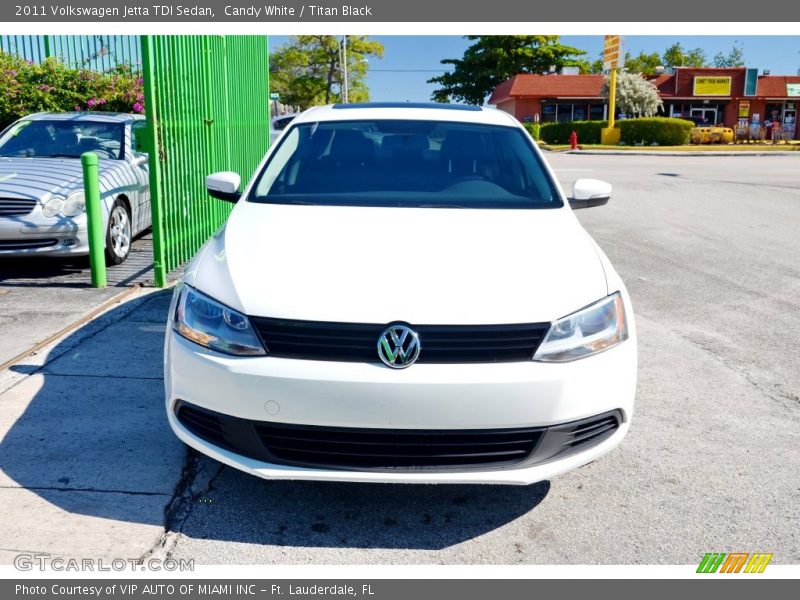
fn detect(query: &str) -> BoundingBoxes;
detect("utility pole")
[341,35,349,103]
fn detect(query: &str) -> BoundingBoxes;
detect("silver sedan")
[0,112,150,264]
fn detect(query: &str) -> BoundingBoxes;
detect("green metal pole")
[81,152,107,288]
[141,35,167,287]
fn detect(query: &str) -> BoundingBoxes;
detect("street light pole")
[341,35,349,103]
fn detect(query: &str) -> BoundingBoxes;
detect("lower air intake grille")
[254,421,545,470]
[0,238,58,250]
[174,402,623,472]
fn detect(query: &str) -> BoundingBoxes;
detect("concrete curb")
[563,150,800,157]
[0,285,167,395]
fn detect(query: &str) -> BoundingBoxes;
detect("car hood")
[0,157,123,199]
[190,203,609,324]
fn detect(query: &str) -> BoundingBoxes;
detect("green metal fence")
[141,35,270,286]
[0,35,141,72]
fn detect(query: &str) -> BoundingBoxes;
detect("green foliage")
[623,51,663,75]
[619,117,695,145]
[662,43,707,69]
[428,36,588,105]
[539,120,608,144]
[712,43,745,68]
[268,35,383,109]
[521,122,540,140]
[0,51,143,129]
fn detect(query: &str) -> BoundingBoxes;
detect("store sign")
[738,101,750,118]
[787,84,800,97]
[603,35,625,70]
[694,76,732,96]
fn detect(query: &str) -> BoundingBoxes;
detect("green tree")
[269,35,383,109]
[623,51,663,75]
[601,71,663,118]
[662,43,707,69]
[428,36,588,105]
[712,43,745,67]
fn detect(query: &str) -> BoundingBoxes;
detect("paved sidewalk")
[0,288,185,563]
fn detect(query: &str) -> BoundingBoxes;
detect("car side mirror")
[569,178,612,209]
[206,171,241,203]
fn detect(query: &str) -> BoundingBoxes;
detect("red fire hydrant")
[569,130,578,150]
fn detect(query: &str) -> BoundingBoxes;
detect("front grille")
[174,401,623,473]
[250,317,551,364]
[0,238,58,250]
[254,421,545,470]
[0,198,36,217]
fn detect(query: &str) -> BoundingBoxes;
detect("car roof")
[22,112,144,124]
[291,103,519,127]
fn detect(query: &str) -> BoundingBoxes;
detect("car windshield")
[0,119,125,160]
[250,119,561,209]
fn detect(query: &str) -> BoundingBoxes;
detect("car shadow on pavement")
[0,289,550,555]
[180,459,550,551]
[0,256,91,287]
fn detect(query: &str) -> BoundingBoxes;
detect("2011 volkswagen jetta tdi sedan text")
[165,103,637,485]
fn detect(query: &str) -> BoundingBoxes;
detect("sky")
[269,35,800,103]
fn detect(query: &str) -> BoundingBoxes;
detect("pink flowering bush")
[1,50,145,129]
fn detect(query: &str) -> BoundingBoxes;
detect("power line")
[368,69,452,73]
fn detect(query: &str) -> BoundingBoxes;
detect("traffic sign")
[269,92,280,100]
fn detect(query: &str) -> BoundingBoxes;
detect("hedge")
[539,120,608,145]
[0,50,143,130]
[618,117,695,146]
[537,117,695,146]
[521,122,540,141]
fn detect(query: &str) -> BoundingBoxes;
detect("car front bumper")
[0,215,89,256]
[165,327,636,485]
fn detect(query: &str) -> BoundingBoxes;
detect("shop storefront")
[541,100,606,123]
[490,68,800,140]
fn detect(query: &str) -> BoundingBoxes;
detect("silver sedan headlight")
[173,284,266,356]
[42,191,86,218]
[533,292,628,362]
[61,191,86,217]
[41,196,64,218]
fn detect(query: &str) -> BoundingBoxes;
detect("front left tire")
[105,199,132,265]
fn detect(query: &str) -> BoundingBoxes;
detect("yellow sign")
[603,35,624,70]
[738,100,750,118]
[694,76,732,96]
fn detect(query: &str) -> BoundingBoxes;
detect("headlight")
[173,285,266,356]
[41,192,86,218]
[62,191,86,217]
[42,196,64,218]
[533,292,628,362]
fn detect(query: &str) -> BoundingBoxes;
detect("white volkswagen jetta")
[165,103,636,485]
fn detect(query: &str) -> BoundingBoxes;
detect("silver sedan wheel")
[109,204,131,259]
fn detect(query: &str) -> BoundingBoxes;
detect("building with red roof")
[489,67,800,138]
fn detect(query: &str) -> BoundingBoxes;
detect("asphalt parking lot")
[1,154,798,565]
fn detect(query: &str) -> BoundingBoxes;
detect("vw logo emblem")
[377,325,421,369]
